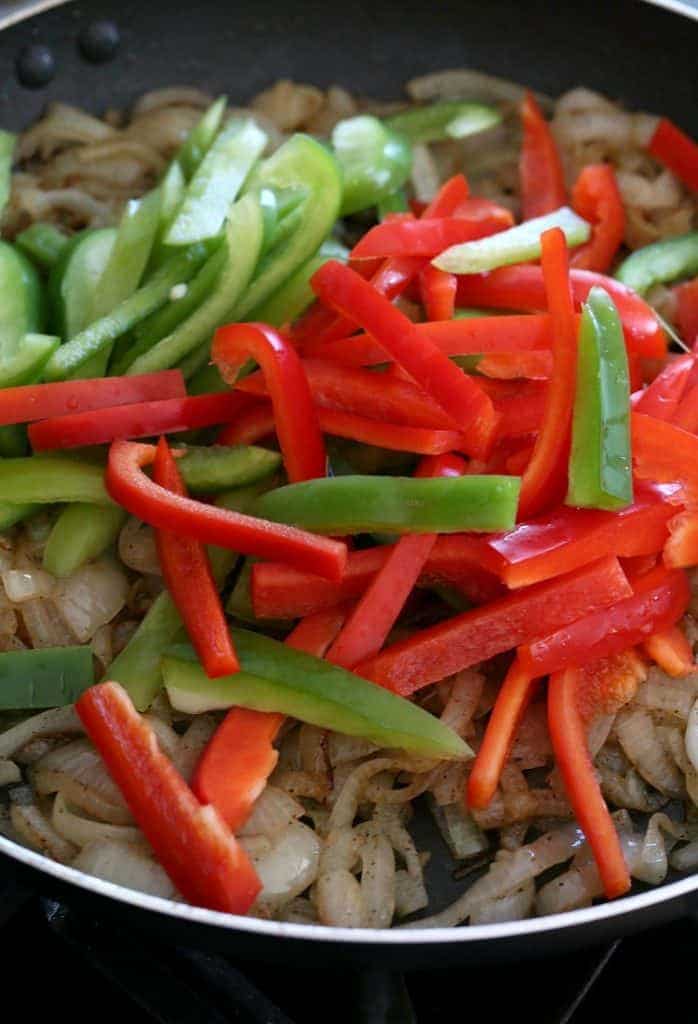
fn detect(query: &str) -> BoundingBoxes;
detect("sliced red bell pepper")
[485,379,548,439]
[648,118,698,193]
[569,164,625,273]
[211,323,325,483]
[311,260,498,457]
[518,564,690,676]
[632,411,698,500]
[325,454,467,669]
[664,510,698,569]
[191,607,345,832]
[218,400,469,456]
[153,437,238,679]
[517,228,577,519]
[250,535,502,621]
[355,555,632,696]
[420,264,457,321]
[455,265,667,358]
[676,278,698,347]
[547,667,631,900]
[634,353,694,420]
[106,440,347,581]
[478,351,553,381]
[466,656,538,810]
[350,204,513,260]
[671,383,698,434]
[0,370,185,428]
[643,624,694,677]
[76,681,261,914]
[304,313,555,367]
[29,391,255,451]
[486,481,680,589]
[293,174,471,348]
[519,91,567,220]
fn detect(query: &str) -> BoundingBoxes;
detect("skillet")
[0,0,697,969]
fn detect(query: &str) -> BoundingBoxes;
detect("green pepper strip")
[48,228,116,339]
[145,160,186,272]
[332,115,413,217]
[566,286,632,511]
[175,444,281,493]
[248,237,349,328]
[163,628,469,760]
[175,96,227,181]
[165,119,266,247]
[44,245,209,381]
[0,645,94,710]
[42,503,127,577]
[0,455,111,506]
[433,206,590,275]
[384,101,502,144]
[615,231,698,296]
[15,223,69,271]
[108,482,267,710]
[255,474,520,535]
[377,189,409,220]
[0,130,15,217]
[125,195,263,376]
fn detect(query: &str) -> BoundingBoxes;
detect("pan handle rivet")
[15,44,56,88]
[78,20,121,64]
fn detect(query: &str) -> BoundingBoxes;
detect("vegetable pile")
[1,81,698,925]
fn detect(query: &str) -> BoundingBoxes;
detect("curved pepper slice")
[420,265,457,321]
[311,260,498,457]
[153,438,238,679]
[643,624,694,677]
[106,440,346,581]
[634,353,694,421]
[212,322,325,483]
[519,91,567,220]
[570,164,625,273]
[351,203,514,260]
[632,410,698,499]
[615,231,698,296]
[77,680,261,914]
[647,118,698,194]
[676,278,698,347]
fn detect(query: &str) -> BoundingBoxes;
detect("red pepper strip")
[0,370,185,428]
[325,454,467,669]
[467,656,538,810]
[648,118,698,193]
[211,323,325,483]
[477,351,553,380]
[634,353,694,420]
[311,261,498,457]
[548,667,631,899]
[676,278,698,347]
[455,266,667,359]
[237,357,454,430]
[76,681,261,913]
[664,510,698,569]
[632,411,698,500]
[153,438,238,678]
[350,205,513,260]
[484,379,548,439]
[569,164,625,273]
[191,608,345,832]
[355,556,632,697]
[29,391,256,452]
[218,400,468,456]
[485,482,681,589]
[293,175,471,348]
[251,534,503,621]
[517,228,577,520]
[505,442,535,476]
[304,314,555,366]
[519,91,567,220]
[643,624,695,677]
[672,384,698,434]
[106,440,347,581]
[519,565,690,677]
[420,265,457,322]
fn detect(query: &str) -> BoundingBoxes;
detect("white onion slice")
[2,568,54,603]
[74,839,177,899]
[469,881,535,925]
[0,759,20,786]
[0,706,82,759]
[53,560,129,642]
[10,802,76,863]
[33,739,132,824]
[51,792,145,850]
[239,785,304,841]
[255,822,321,907]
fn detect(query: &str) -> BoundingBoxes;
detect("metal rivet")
[15,44,56,89]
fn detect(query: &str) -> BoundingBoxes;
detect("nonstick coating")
[0,0,697,967]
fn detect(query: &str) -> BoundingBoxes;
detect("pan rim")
[2,830,697,943]
[1,0,697,948]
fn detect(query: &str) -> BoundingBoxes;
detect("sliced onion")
[254,822,321,907]
[406,69,552,109]
[18,102,117,160]
[440,669,484,737]
[394,869,428,918]
[327,733,379,766]
[174,714,218,781]
[616,708,685,797]
[279,897,319,925]
[632,812,674,886]
[536,855,601,915]
[52,792,146,850]
[2,568,54,603]
[271,769,330,803]
[359,833,395,928]
[21,597,76,648]
[671,839,698,871]
[10,802,76,863]
[429,798,489,860]
[588,714,616,758]
[511,701,553,768]
[14,738,60,765]
[53,559,129,642]
[118,518,162,576]
[685,698,698,773]
[0,706,82,759]
[239,785,305,841]
[298,724,328,774]
[91,624,113,674]
[469,881,535,925]
[0,759,20,786]
[32,739,132,824]
[428,761,468,806]
[238,835,273,862]
[74,839,177,899]
[132,87,213,115]
[143,714,180,761]
[410,143,440,202]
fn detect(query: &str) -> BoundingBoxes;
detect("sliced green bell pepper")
[433,206,590,274]
[385,101,502,144]
[125,194,263,375]
[235,134,343,317]
[175,96,227,181]
[165,119,266,248]
[16,223,69,272]
[0,645,94,709]
[176,443,281,493]
[44,244,209,381]
[567,286,632,511]
[254,474,520,534]
[332,115,413,216]
[0,333,59,388]
[163,628,469,760]
[248,237,349,327]
[615,231,698,296]
[42,503,127,577]
[0,130,15,218]
[0,455,111,506]
[377,188,409,220]
[48,228,116,338]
